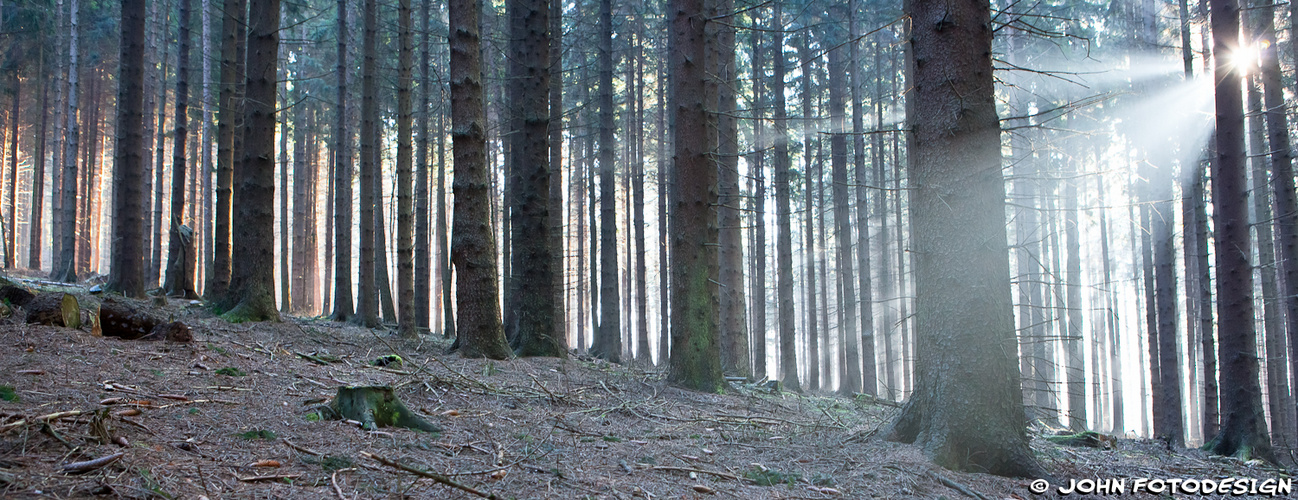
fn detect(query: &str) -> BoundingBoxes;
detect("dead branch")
[61,452,124,474]
[362,451,504,500]
[650,465,740,481]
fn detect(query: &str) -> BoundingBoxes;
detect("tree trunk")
[590,0,620,362]
[374,125,397,324]
[666,0,723,392]
[505,0,560,356]
[1246,76,1288,451]
[4,73,18,269]
[222,0,281,322]
[1204,0,1273,461]
[437,92,454,336]
[714,0,746,378]
[1253,0,1298,452]
[151,29,171,289]
[851,13,877,397]
[396,0,415,337]
[279,56,291,313]
[210,0,245,302]
[163,0,197,299]
[548,0,566,353]
[772,5,797,392]
[1064,155,1086,431]
[414,0,432,331]
[29,47,48,270]
[884,0,1043,477]
[51,0,79,284]
[449,0,510,359]
[796,30,819,390]
[655,56,667,364]
[632,37,650,365]
[353,0,378,328]
[329,0,353,321]
[826,15,860,395]
[748,20,767,379]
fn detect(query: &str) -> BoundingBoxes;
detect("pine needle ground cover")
[0,278,1286,498]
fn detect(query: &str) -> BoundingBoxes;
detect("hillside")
[0,275,1290,499]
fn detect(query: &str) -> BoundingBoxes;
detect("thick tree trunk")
[666,0,723,392]
[1204,0,1273,461]
[506,0,561,356]
[884,0,1043,477]
[222,0,281,322]
[449,0,510,359]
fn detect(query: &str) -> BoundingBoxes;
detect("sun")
[1227,41,1264,75]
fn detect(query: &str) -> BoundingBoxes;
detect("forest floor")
[0,272,1293,499]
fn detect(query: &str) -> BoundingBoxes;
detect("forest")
[0,0,1296,494]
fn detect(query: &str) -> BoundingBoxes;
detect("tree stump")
[25,293,81,328]
[98,298,192,341]
[320,386,440,433]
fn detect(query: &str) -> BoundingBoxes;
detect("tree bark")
[666,0,723,392]
[826,14,860,395]
[714,0,747,378]
[449,0,510,359]
[396,0,415,337]
[851,12,877,397]
[222,0,281,322]
[329,0,354,321]
[884,0,1043,477]
[505,0,561,356]
[748,20,767,380]
[163,0,198,299]
[772,5,797,392]
[1204,0,1273,461]
[414,0,432,331]
[353,0,378,328]
[589,0,620,362]
[210,0,245,302]
[107,0,147,296]
[51,0,79,284]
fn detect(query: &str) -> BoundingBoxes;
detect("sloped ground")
[0,274,1291,499]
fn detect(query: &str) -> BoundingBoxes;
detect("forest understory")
[0,272,1289,500]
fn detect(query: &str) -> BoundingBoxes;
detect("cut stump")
[98,298,192,341]
[25,293,81,328]
[321,386,441,433]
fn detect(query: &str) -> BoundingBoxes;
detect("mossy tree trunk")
[665,0,723,393]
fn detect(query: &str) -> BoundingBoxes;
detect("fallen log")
[98,298,192,342]
[0,284,35,307]
[24,292,81,328]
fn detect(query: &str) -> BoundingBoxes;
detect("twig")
[362,451,504,500]
[238,473,302,482]
[0,409,90,433]
[526,372,558,401]
[62,452,125,474]
[331,470,348,500]
[282,438,323,456]
[650,466,740,481]
[934,473,990,500]
[41,422,76,449]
